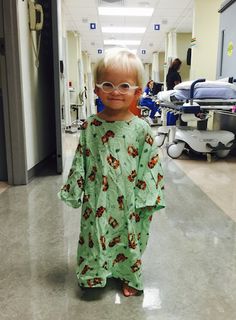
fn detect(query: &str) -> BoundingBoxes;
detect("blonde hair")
[94,47,144,87]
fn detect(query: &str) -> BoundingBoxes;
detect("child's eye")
[119,83,130,90]
[103,82,113,89]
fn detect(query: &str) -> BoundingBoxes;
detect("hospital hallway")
[0,128,236,320]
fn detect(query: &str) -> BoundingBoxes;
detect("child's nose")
[111,88,120,95]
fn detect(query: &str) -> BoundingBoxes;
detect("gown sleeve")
[58,129,86,208]
[135,126,165,211]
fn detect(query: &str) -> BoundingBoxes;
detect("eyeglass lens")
[102,82,132,94]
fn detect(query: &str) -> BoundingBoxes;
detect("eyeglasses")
[96,81,139,94]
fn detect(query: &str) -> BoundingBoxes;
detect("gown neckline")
[93,113,137,124]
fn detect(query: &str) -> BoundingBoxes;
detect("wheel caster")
[216,142,233,158]
[167,142,185,159]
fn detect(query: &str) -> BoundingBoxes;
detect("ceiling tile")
[62,0,194,63]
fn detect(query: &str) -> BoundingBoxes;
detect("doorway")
[0,0,63,186]
[0,0,8,183]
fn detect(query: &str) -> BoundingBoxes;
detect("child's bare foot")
[122,282,143,297]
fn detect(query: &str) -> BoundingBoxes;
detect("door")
[0,76,7,181]
[51,0,63,173]
[38,0,64,174]
[0,0,7,180]
[217,1,236,78]
[0,87,7,181]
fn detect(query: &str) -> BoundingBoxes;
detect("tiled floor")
[0,181,9,194]
[0,129,236,320]
[174,155,236,222]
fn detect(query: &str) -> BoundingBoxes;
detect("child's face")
[95,67,142,112]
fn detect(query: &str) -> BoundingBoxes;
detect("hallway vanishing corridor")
[0,131,236,320]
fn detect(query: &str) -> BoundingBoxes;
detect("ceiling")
[62,0,194,63]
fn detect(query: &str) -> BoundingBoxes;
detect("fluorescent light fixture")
[105,48,137,54]
[102,27,146,34]
[104,39,141,46]
[98,7,154,17]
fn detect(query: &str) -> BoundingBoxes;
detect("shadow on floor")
[76,278,122,301]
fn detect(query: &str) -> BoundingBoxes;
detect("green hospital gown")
[58,114,165,290]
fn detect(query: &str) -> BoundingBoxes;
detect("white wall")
[66,31,89,119]
[190,0,222,80]
[157,52,164,83]
[83,53,95,116]
[18,1,39,170]
[67,31,79,91]
[176,33,191,81]
[143,63,150,85]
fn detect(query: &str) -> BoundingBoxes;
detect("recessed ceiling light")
[101,0,123,3]
[104,47,138,54]
[104,39,141,45]
[98,7,154,16]
[102,27,146,33]
[138,1,150,6]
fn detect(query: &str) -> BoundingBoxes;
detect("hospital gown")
[58,114,165,290]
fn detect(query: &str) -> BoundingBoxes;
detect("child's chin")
[107,104,126,110]
[108,101,123,106]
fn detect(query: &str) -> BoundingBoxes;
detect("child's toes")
[122,283,143,297]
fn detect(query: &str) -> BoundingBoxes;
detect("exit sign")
[154,24,160,30]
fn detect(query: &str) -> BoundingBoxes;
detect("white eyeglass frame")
[96,81,139,94]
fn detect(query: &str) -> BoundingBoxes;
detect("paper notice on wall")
[227,41,233,57]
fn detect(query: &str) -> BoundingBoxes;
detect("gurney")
[157,77,236,101]
[155,79,236,160]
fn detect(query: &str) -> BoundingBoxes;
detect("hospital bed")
[155,78,236,160]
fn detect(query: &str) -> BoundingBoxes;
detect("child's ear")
[94,87,100,96]
[135,87,142,97]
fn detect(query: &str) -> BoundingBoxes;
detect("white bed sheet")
[157,87,236,101]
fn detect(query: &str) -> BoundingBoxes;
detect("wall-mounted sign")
[141,49,146,54]
[227,41,233,57]
[98,49,103,54]
[154,24,160,30]
[90,23,96,30]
